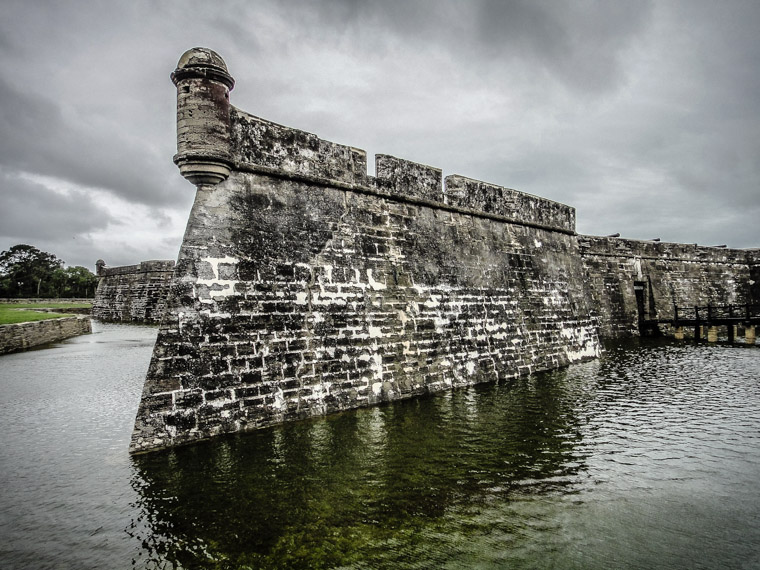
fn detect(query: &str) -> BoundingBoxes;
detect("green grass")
[0,302,91,325]
[7,302,92,309]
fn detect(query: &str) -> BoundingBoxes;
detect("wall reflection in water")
[129,368,591,569]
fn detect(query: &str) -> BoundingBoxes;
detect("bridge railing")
[672,303,760,324]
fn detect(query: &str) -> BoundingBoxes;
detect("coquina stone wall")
[92,260,175,324]
[0,316,91,355]
[130,48,758,454]
[579,237,755,338]
[748,250,760,305]
[129,48,601,454]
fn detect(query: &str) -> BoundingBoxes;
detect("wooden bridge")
[645,303,759,343]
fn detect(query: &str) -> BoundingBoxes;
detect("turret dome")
[171,47,234,89]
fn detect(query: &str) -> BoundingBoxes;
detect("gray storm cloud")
[0,0,758,268]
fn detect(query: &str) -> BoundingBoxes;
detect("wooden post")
[707,326,718,342]
[746,326,756,345]
[728,324,735,342]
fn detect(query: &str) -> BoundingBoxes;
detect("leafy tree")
[51,266,100,298]
[0,244,98,298]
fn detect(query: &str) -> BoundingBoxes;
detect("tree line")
[0,244,99,299]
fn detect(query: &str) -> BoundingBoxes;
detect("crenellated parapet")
[374,155,443,203]
[443,175,575,233]
[172,48,575,234]
[230,108,368,185]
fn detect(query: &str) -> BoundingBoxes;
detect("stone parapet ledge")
[98,260,175,277]
[578,235,753,264]
[177,48,575,234]
[230,108,368,186]
[374,154,443,203]
[444,175,575,233]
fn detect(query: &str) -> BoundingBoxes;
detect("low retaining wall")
[0,298,92,304]
[0,316,92,355]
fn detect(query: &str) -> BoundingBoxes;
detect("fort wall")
[92,260,175,324]
[129,48,757,454]
[129,48,600,454]
[579,237,754,338]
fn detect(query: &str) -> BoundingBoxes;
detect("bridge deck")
[666,303,760,327]
[642,303,758,341]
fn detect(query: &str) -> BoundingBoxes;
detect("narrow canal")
[1,322,758,569]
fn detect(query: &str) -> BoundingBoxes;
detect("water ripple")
[1,331,759,569]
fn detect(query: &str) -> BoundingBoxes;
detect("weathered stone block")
[374,154,443,202]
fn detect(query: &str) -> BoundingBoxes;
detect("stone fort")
[130,48,759,454]
[93,259,175,324]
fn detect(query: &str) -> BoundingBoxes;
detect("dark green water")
[1,323,759,569]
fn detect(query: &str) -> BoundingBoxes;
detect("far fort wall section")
[92,260,175,324]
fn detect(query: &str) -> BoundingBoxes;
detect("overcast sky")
[1,0,758,269]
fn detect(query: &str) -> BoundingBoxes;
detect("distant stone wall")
[579,237,753,338]
[92,260,175,324]
[0,316,91,355]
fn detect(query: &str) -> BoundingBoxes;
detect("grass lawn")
[8,302,92,309]
[0,302,92,325]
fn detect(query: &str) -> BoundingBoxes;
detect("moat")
[1,322,758,569]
